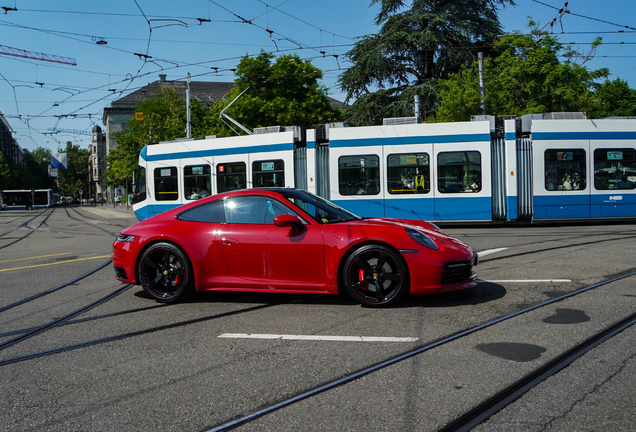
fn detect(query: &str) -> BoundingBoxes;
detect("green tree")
[207,52,343,136]
[5,149,55,190]
[105,87,212,187]
[339,0,515,125]
[28,146,56,189]
[0,152,10,190]
[587,78,636,119]
[58,141,90,198]
[434,31,609,122]
[107,53,342,185]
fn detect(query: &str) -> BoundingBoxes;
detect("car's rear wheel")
[342,244,408,307]
[138,242,193,303]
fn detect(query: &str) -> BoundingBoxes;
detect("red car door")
[215,195,326,290]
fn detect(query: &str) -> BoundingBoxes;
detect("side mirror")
[274,214,305,230]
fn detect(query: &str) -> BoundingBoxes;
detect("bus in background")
[2,189,54,209]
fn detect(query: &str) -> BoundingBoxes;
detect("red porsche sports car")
[113,188,478,307]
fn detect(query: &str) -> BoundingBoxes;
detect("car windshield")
[280,189,361,224]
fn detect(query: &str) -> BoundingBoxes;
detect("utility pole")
[186,73,192,138]
[478,52,486,115]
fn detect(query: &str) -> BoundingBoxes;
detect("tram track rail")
[3,219,635,430]
[199,270,636,432]
[0,283,133,352]
[0,301,278,367]
[438,310,636,432]
[0,208,54,249]
[0,258,113,314]
[64,205,129,237]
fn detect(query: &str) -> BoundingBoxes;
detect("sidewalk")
[73,203,137,219]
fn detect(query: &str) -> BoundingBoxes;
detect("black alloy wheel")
[343,244,408,307]
[138,242,193,303]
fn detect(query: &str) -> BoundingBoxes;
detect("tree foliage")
[57,141,90,198]
[1,147,56,190]
[104,87,213,187]
[339,0,515,124]
[209,52,343,136]
[106,52,342,185]
[0,152,9,190]
[434,30,612,122]
[588,78,636,119]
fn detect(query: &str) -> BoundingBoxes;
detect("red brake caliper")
[358,269,366,289]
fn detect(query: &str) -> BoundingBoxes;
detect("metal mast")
[0,44,77,66]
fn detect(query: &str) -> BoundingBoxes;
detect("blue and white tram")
[322,120,494,222]
[2,189,54,209]
[529,117,636,220]
[133,128,300,221]
[132,114,636,223]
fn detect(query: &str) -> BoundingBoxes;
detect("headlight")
[406,228,439,250]
[116,234,135,242]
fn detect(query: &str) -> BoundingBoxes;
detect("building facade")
[0,111,24,168]
[101,74,235,202]
[88,125,107,202]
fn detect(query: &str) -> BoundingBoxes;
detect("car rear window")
[177,200,225,223]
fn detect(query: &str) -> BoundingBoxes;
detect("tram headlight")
[116,234,135,242]
[406,228,439,250]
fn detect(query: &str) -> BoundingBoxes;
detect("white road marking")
[218,333,419,343]
[479,279,571,283]
[477,247,508,257]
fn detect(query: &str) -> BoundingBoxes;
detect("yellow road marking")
[0,255,112,272]
[0,252,72,264]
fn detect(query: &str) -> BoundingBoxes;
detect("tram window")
[544,149,586,191]
[217,162,246,192]
[437,151,481,193]
[387,153,430,194]
[252,160,285,187]
[133,166,146,204]
[593,149,636,190]
[338,155,380,196]
[184,164,211,200]
[154,167,179,201]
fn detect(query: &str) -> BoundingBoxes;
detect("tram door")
[432,142,492,222]
[590,145,636,218]
[382,144,435,221]
[532,130,592,220]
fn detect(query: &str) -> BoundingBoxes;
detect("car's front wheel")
[137,242,193,303]
[342,244,408,307]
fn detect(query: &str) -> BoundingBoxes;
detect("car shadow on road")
[132,280,505,309]
[398,281,507,308]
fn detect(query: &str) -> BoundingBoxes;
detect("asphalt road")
[1,205,634,431]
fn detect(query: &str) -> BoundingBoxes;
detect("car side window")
[224,196,302,225]
[177,200,225,223]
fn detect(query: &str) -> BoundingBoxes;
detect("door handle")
[220,238,238,245]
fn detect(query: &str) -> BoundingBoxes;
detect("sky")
[0,0,634,153]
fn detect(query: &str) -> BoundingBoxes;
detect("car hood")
[353,217,474,250]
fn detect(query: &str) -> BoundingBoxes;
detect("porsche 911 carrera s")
[113,188,477,307]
